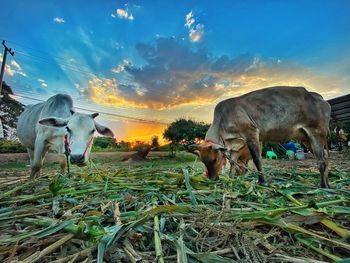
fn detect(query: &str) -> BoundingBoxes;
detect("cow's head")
[39,112,114,165]
[189,141,227,180]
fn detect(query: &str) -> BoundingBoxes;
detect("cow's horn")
[91,113,99,119]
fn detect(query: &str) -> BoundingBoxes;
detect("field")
[0,151,349,263]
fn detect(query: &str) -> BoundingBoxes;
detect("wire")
[14,51,96,76]
[13,93,168,125]
[13,89,166,121]
[2,38,94,70]
[1,38,170,125]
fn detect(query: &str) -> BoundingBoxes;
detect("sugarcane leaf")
[97,225,124,263]
[188,252,237,263]
[183,169,198,205]
[35,220,75,238]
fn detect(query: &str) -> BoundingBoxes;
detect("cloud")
[111,59,131,74]
[87,37,345,111]
[110,41,124,50]
[115,8,134,20]
[185,11,195,28]
[5,65,15,76]
[112,65,125,74]
[184,11,204,42]
[11,60,21,70]
[38,78,48,88]
[53,17,65,23]
[0,55,26,77]
[87,76,149,108]
[189,24,204,42]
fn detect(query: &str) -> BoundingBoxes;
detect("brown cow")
[191,86,331,188]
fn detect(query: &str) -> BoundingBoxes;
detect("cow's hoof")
[320,183,331,188]
[258,180,268,186]
[258,175,267,185]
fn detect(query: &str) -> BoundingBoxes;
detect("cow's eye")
[90,129,96,134]
[66,127,71,133]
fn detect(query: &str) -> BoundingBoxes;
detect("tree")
[118,140,131,151]
[163,118,210,154]
[0,82,25,140]
[93,137,116,149]
[151,136,160,150]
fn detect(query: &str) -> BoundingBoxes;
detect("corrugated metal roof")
[327,94,350,123]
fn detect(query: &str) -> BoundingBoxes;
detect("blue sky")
[1,0,350,141]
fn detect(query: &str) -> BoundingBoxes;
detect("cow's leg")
[27,148,34,167]
[59,154,67,174]
[246,136,265,184]
[30,139,48,180]
[229,163,234,178]
[306,131,329,188]
[228,150,237,178]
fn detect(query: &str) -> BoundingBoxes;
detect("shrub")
[0,139,27,153]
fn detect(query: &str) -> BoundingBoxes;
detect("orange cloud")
[86,38,346,113]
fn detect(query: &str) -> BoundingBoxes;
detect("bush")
[0,139,27,153]
[93,137,116,149]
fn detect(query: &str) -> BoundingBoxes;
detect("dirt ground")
[0,151,172,186]
[0,150,349,185]
[0,151,170,165]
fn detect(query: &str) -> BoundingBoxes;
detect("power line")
[15,51,96,76]
[2,38,170,125]
[2,38,93,70]
[0,37,97,76]
[13,89,163,120]
[13,93,168,125]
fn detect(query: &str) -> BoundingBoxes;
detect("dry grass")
[0,152,349,262]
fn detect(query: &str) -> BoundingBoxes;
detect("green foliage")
[329,122,350,144]
[132,141,150,152]
[0,139,26,153]
[163,118,210,146]
[117,140,131,152]
[92,138,131,152]
[93,137,116,149]
[158,143,186,152]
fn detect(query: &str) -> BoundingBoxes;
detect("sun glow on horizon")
[114,122,168,145]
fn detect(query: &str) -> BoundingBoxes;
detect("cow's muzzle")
[70,154,86,165]
[206,169,220,181]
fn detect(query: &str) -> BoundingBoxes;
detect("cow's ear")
[94,121,114,137]
[39,117,68,127]
[91,113,99,119]
[212,143,227,152]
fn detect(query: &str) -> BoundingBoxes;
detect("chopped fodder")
[0,162,349,262]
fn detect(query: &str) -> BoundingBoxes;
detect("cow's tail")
[326,128,330,158]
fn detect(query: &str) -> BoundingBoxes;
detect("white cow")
[17,94,114,180]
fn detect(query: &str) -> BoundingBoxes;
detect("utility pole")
[0,40,14,138]
[0,40,15,97]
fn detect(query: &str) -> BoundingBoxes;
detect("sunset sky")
[1,1,350,143]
